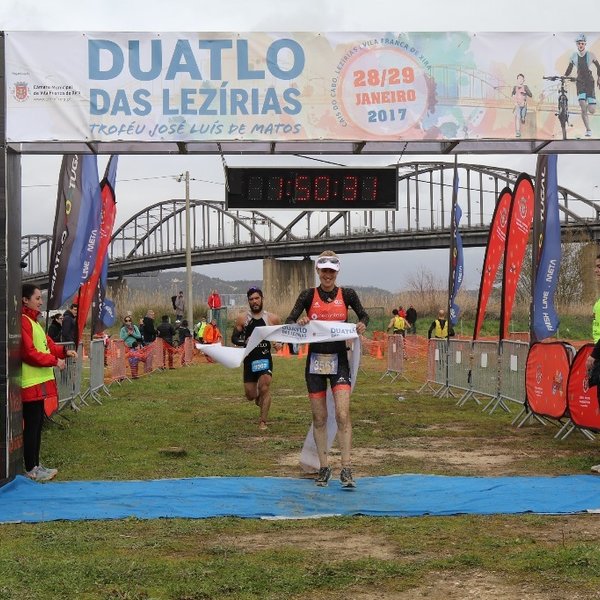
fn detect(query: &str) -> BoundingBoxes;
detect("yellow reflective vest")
[393,315,405,331]
[21,315,55,389]
[434,319,449,338]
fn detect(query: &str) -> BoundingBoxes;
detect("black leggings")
[22,400,45,471]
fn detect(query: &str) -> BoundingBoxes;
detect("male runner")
[232,287,281,431]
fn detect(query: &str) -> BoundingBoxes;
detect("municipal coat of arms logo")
[519,195,528,219]
[12,82,29,102]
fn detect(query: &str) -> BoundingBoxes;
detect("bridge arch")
[21,161,600,283]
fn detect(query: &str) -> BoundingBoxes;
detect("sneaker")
[515,132,521,137]
[315,466,332,487]
[591,464,600,474]
[24,466,55,482]
[24,466,41,481]
[585,130,593,137]
[340,467,356,488]
[258,420,268,431]
[38,465,58,480]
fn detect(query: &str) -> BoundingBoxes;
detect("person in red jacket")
[21,284,77,482]
[207,289,222,310]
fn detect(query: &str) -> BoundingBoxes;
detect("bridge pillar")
[107,278,129,312]
[581,242,600,303]
[263,258,315,315]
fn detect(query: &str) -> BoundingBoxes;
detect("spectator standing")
[157,314,176,368]
[174,291,185,321]
[21,284,77,481]
[142,309,157,345]
[47,313,63,343]
[208,289,222,310]
[178,319,192,342]
[61,303,78,343]
[119,316,143,348]
[203,318,222,344]
[427,309,455,339]
[195,317,208,342]
[406,304,418,335]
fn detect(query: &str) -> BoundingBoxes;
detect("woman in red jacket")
[21,284,77,482]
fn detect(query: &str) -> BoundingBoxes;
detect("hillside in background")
[119,270,395,304]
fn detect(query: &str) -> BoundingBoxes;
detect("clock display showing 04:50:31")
[225,167,398,210]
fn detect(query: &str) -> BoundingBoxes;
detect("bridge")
[21,161,600,283]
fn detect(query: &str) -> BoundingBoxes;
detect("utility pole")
[184,171,194,329]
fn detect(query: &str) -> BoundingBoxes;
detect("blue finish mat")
[1,474,600,523]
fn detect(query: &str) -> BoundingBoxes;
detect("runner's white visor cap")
[316,256,340,271]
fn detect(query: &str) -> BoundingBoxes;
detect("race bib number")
[309,353,338,375]
[251,358,270,373]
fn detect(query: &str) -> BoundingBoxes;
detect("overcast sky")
[4,0,600,292]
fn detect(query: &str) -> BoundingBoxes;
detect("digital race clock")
[225,167,397,210]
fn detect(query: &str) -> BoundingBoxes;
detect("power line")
[22,174,225,189]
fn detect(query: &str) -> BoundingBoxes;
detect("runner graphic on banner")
[473,188,512,340]
[500,175,535,340]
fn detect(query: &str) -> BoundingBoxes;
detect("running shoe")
[591,464,600,473]
[24,466,41,481]
[258,420,268,431]
[25,466,55,482]
[315,466,332,486]
[340,467,356,488]
[585,130,593,137]
[38,465,58,480]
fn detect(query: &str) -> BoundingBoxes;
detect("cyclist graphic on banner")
[511,73,532,138]
[564,33,600,137]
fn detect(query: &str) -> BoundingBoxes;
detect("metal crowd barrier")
[447,339,472,401]
[80,339,110,404]
[417,338,448,395]
[496,340,528,412]
[380,334,407,382]
[54,342,83,411]
[466,340,500,410]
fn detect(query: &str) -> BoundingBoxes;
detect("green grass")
[2,355,600,599]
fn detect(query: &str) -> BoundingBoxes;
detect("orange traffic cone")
[282,343,291,358]
[376,342,383,360]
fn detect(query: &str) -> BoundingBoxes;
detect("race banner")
[448,161,463,327]
[47,154,102,310]
[499,174,535,340]
[525,342,570,419]
[532,155,561,341]
[78,156,119,345]
[473,188,512,340]
[567,344,600,431]
[5,32,600,143]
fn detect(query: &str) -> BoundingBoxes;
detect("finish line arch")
[4,30,600,485]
